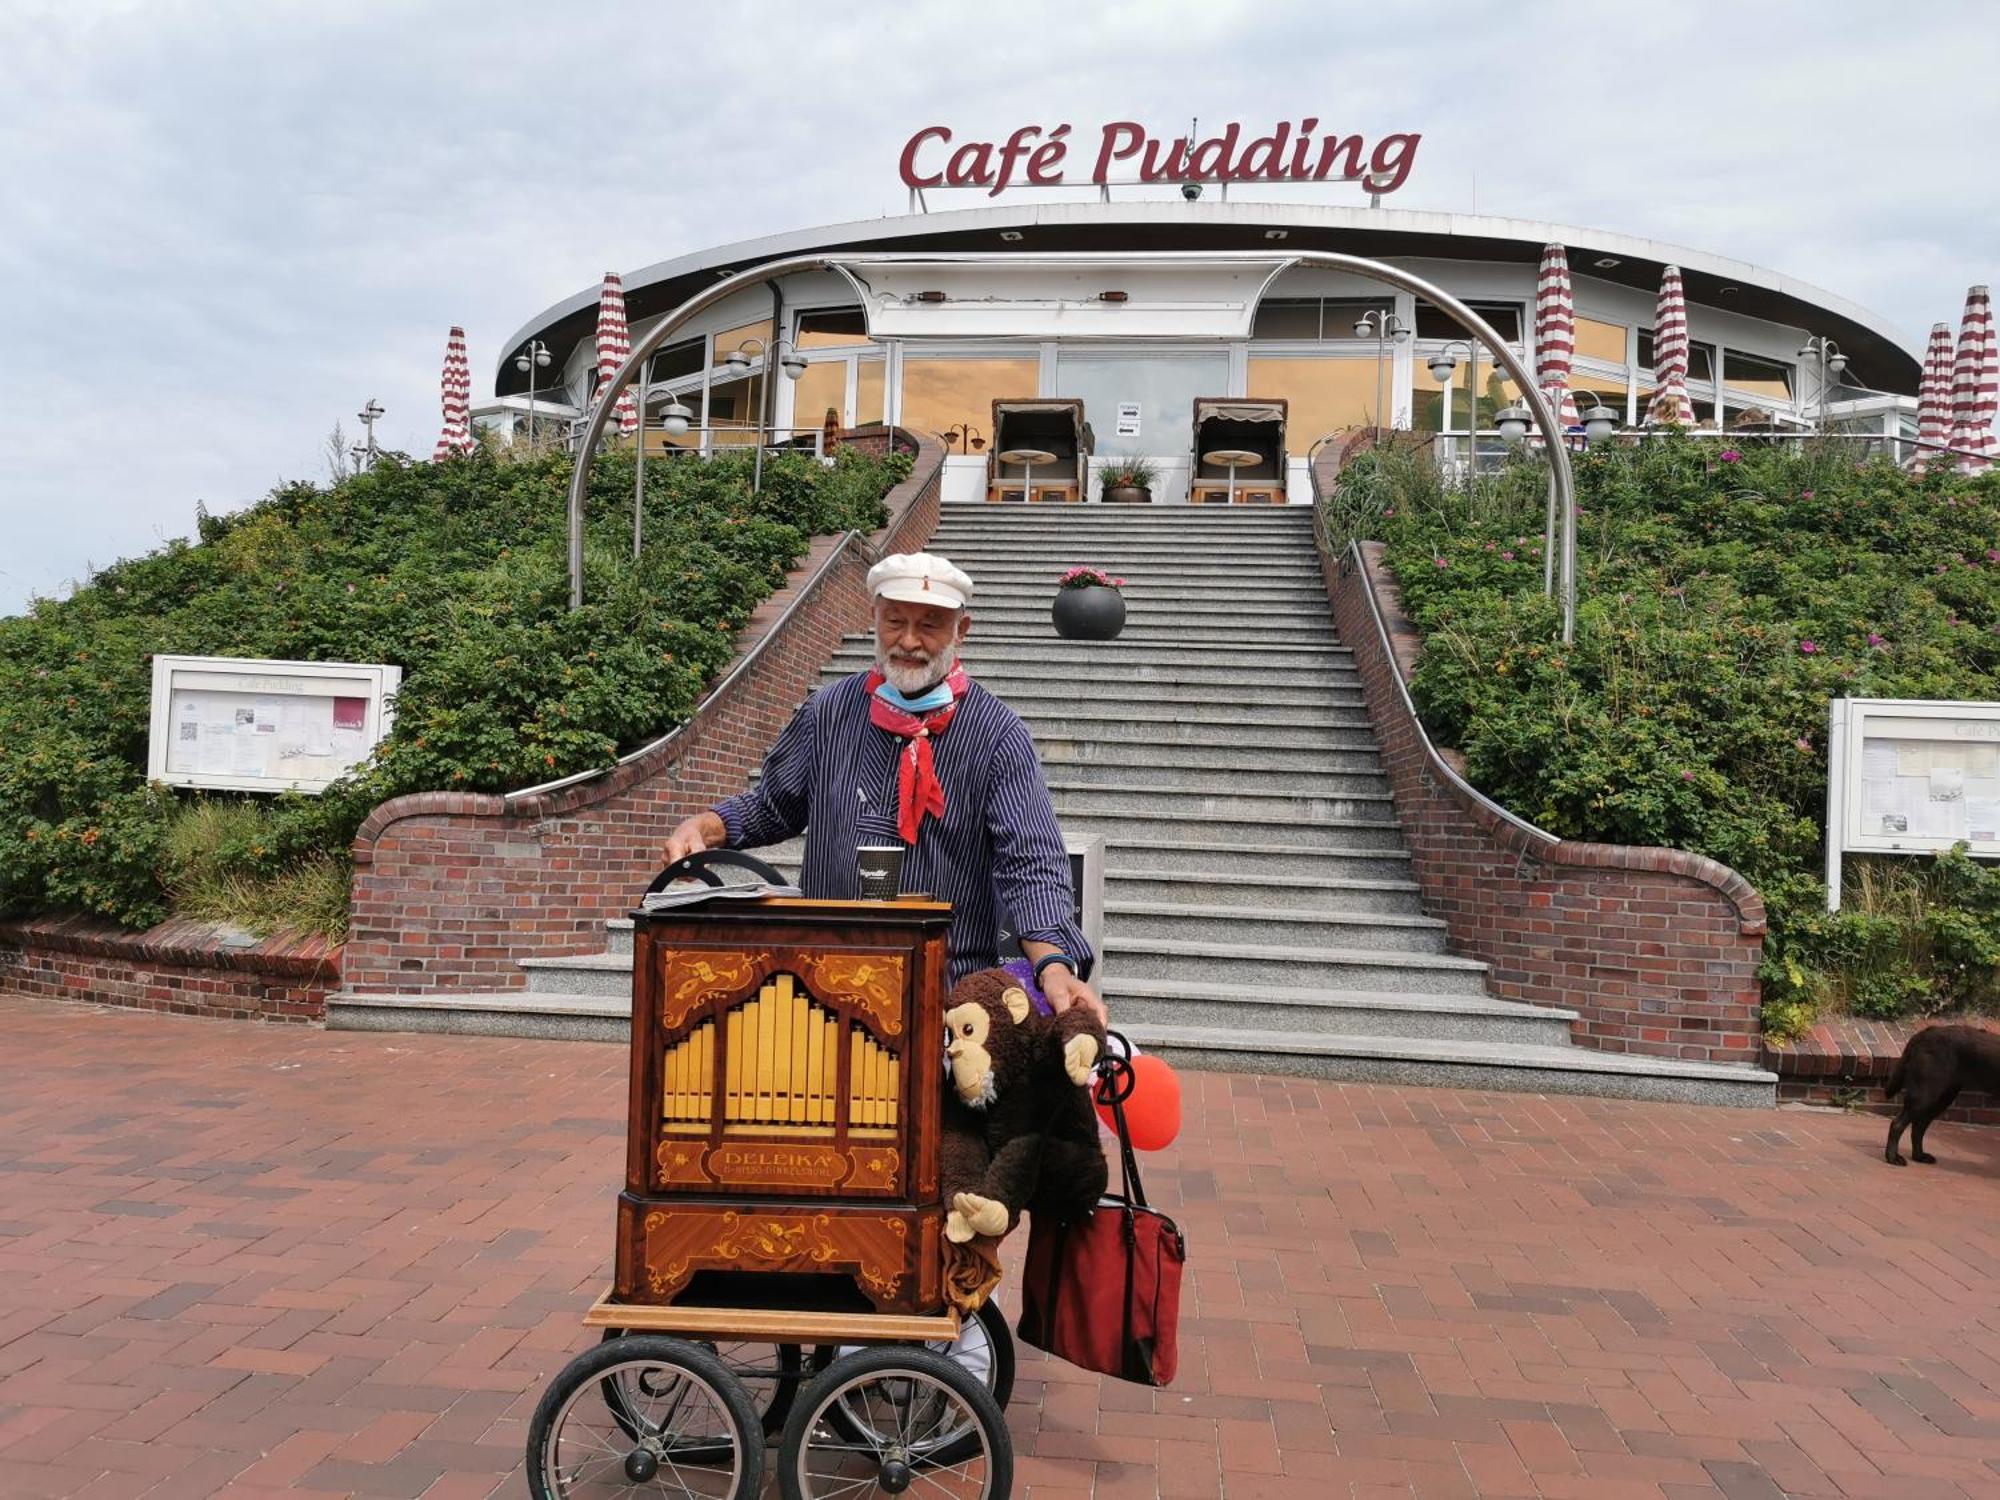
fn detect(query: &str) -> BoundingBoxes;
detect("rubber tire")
[813,1298,1014,1466]
[599,1329,802,1443]
[777,1344,1011,1500]
[526,1334,763,1500]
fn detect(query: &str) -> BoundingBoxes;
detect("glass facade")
[1251,297,1392,340]
[898,356,1038,439]
[1247,357,1382,451]
[1054,350,1230,458]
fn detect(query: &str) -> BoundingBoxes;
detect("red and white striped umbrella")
[1948,284,1997,474]
[432,325,474,460]
[1533,243,1579,430]
[595,270,638,437]
[1644,265,1697,428]
[1913,321,1956,470]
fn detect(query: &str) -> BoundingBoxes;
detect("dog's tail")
[1884,1057,1906,1099]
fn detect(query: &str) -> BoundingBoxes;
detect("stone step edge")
[1104,937,1485,972]
[1105,900,1443,930]
[1121,1022,1778,1084]
[1103,869,1416,893]
[329,988,624,1015]
[1104,977,1578,1021]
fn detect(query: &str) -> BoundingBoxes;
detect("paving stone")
[3,993,2000,1498]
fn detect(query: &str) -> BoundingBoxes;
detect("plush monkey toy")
[938,968,1110,1245]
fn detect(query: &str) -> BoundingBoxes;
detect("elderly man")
[663,550,1105,1025]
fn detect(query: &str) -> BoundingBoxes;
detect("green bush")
[1329,437,2000,1033]
[0,443,909,936]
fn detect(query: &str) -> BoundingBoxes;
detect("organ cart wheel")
[813,1298,1014,1466]
[598,1329,803,1443]
[778,1344,1010,1500]
[526,1334,762,1500]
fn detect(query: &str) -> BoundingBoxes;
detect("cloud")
[2,0,1997,614]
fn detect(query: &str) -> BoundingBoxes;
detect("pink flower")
[1867,632,1884,648]
[1433,557,1449,569]
[1501,550,1515,561]
[1799,640,1819,654]
[1800,489,1814,500]
[1796,737,1812,752]
[1484,541,1496,551]
[1720,449,1743,463]
[1681,769,1695,782]
[1383,506,1395,516]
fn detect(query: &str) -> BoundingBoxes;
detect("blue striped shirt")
[714,672,1091,984]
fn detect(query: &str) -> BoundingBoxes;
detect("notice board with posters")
[148,654,401,795]
[1825,697,2000,911]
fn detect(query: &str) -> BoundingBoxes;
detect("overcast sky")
[3,0,1997,617]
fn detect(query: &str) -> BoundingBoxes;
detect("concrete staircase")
[331,504,1773,1107]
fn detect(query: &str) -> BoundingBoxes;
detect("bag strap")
[1093,1035,1149,1210]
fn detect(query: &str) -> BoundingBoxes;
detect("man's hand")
[662,811,727,867]
[1040,965,1108,1031]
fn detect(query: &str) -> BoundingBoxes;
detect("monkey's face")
[943,984,1031,1107]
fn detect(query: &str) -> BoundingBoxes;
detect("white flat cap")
[867,551,975,610]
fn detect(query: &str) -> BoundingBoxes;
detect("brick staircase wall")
[1323,537,1767,1066]
[337,429,943,998]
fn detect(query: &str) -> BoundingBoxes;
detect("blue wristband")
[1033,953,1076,986]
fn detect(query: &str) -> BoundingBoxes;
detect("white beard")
[876,638,959,698]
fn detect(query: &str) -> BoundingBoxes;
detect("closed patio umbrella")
[595,271,638,437]
[1948,285,1996,474]
[1533,243,1579,431]
[432,325,474,460]
[1913,322,1955,470]
[1644,265,1697,428]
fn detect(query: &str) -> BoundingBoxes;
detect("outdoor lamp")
[658,399,692,438]
[722,347,752,378]
[1581,401,1619,445]
[778,349,807,381]
[514,346,550,373]
[1427,350,1458,382]
[1495,404,1532,441]
[1828,352,1849,376]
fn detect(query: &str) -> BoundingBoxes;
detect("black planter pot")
[1051,586,1126,640]
[1102,485,1152,504]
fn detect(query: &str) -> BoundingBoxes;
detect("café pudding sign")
[898,119,1421,196]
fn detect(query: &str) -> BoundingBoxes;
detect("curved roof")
[498,201,1921,397]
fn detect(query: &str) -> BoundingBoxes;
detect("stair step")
[968,581,1328,601]
[519,950,633,996]
[1014,701,1373,730]
[1103,978,1575,1044]
[326,989,627,1042]
[1103,839,1414,879]
[834,654,1362,692]
[1040,742,1382,775]
[1048,782,1395,822]
[1039,760,1386,794]
[953,630,1346,654]
[1059,811,1405,849]
[825,671,1360,711]
[1121,1023,1777,1107]
[1107,900,1446,953]
[1031,717,1379,749]
[1107,937,1487,992]
[837,639,1354,668]
[1106,869,1421,913]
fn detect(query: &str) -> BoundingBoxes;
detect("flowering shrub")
[1058,567,1126,592]
[0,443,910,934]
[1329,436,2000,1034]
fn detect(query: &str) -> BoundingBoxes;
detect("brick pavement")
[3,993,2000,1499]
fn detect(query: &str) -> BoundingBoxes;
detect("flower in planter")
[1058,566,1125,592]
[1720,448,1742,463]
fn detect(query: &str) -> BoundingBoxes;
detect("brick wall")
[339,430,944,997]
[0,915,339,1024]
[1325,539,1767,1065]
[1767,1016,2000,1126]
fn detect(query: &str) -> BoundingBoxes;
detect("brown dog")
[1883,1024,2000,1166]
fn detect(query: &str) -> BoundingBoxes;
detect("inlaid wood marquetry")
[614,900,953,1316]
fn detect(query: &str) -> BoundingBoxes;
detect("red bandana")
[865,666,969,844]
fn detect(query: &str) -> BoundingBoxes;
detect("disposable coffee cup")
[855,845,904,900]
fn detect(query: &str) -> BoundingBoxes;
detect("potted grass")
[1052,566,1127,640]
[1098,457,1159,504]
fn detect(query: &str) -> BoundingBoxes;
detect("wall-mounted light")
[911,290,949,303]
[1593,256,1621,269]
[999,230,1024,242]
[1098,290,1129,303]
[1264,229,1289,241]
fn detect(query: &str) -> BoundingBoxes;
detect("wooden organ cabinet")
[615,898,953,1317]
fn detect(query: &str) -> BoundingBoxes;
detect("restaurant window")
[795,306,872,349]
[1573,317,1627,364]
[1251,297,1392,340]
[1567,367,1631,423]
[712,317,772,362]
[1413,364,1524,433]
[648,337,705,384]
[1635,377,1715,427]
[898,356,1038,440]
[1638,331,1715,385]
[1246,357,1381,450]
[703,377,759,445]
[1412,299,1524,344]
[855,359,885,426]
[1721,349,1794,404]
[791,360,847,437]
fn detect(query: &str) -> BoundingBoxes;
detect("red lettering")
[1237,123,1290,181]
[946,141,996,187]
[1314,134,1365,182]
[1026,124,1071,185]
[899,126,950,188]
[1092,121,1145,183]
[1138,134,1191,182]
[1364,132,1422,194]
[1186,122,1241,180]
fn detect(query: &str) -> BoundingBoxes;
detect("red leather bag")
[1016,1047,1186,1386]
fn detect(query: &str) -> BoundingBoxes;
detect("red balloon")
[1096,1054,1182,1151]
